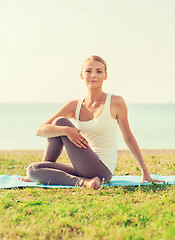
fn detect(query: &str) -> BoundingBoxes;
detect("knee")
[26,163,39,179]
[52,117,73,127]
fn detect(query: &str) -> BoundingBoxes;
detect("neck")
[85,89,106,103]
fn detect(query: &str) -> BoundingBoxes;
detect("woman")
[19,55,163,189]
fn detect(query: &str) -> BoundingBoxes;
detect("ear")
[80,71,84,80]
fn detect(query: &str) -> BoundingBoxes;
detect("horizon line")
[0,101,175,104]
[0,101,174,105]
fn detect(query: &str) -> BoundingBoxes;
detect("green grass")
[0,150,175,240]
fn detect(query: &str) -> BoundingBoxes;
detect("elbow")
[36,124,50,137]
[36,128,41,136]
[124,134,134,144]
[124,137,132,144]
[36,125,45,137]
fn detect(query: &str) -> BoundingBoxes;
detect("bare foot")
[83,176,101,189]
[18,176,33,182]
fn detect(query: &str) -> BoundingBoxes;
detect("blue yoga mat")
[0,174,174,189]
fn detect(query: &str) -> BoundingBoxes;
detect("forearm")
[36,124,68,138]
[125,135,149,173]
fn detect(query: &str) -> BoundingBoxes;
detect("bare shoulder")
[60,99,79,118]
[111,95,125,105]
[111,95,127,119]
[64,99,79,109]
[40,99,79,125]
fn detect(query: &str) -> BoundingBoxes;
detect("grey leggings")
[27,117,112,186]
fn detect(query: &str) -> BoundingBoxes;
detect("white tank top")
[75,93,118,174]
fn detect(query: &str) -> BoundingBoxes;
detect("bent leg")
[27,162,85,186]
[54,117,112,182]
[26,117,112,186]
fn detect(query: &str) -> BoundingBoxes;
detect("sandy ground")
[0,149,175,155]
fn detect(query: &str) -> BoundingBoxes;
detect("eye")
[97,70,102,73]
[85,70,91,73]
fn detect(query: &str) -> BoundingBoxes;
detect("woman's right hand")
[66,127,89,149]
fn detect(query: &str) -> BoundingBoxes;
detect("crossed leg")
[19,117,112,189]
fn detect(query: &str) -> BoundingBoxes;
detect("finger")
[84,139,89,146]
[72,140,82,148]
[152,179,165,183]
[79,136,89,146]
[75,140,88,149]
[80,139,89,147]
[76,140,87,149]
[141,176,145,183]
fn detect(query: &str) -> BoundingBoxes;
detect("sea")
[0,103,175,150]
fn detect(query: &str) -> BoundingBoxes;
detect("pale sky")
[0,0,175,103]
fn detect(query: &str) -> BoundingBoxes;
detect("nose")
[91,72,96,78]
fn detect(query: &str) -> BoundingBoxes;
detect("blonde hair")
[81,55,107,72]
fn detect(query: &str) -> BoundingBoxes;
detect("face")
[80,60,107,89]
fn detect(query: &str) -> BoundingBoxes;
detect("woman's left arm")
[113,96,164,183]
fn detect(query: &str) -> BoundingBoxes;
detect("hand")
[66,127,89,149]
[141,171,165,184]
